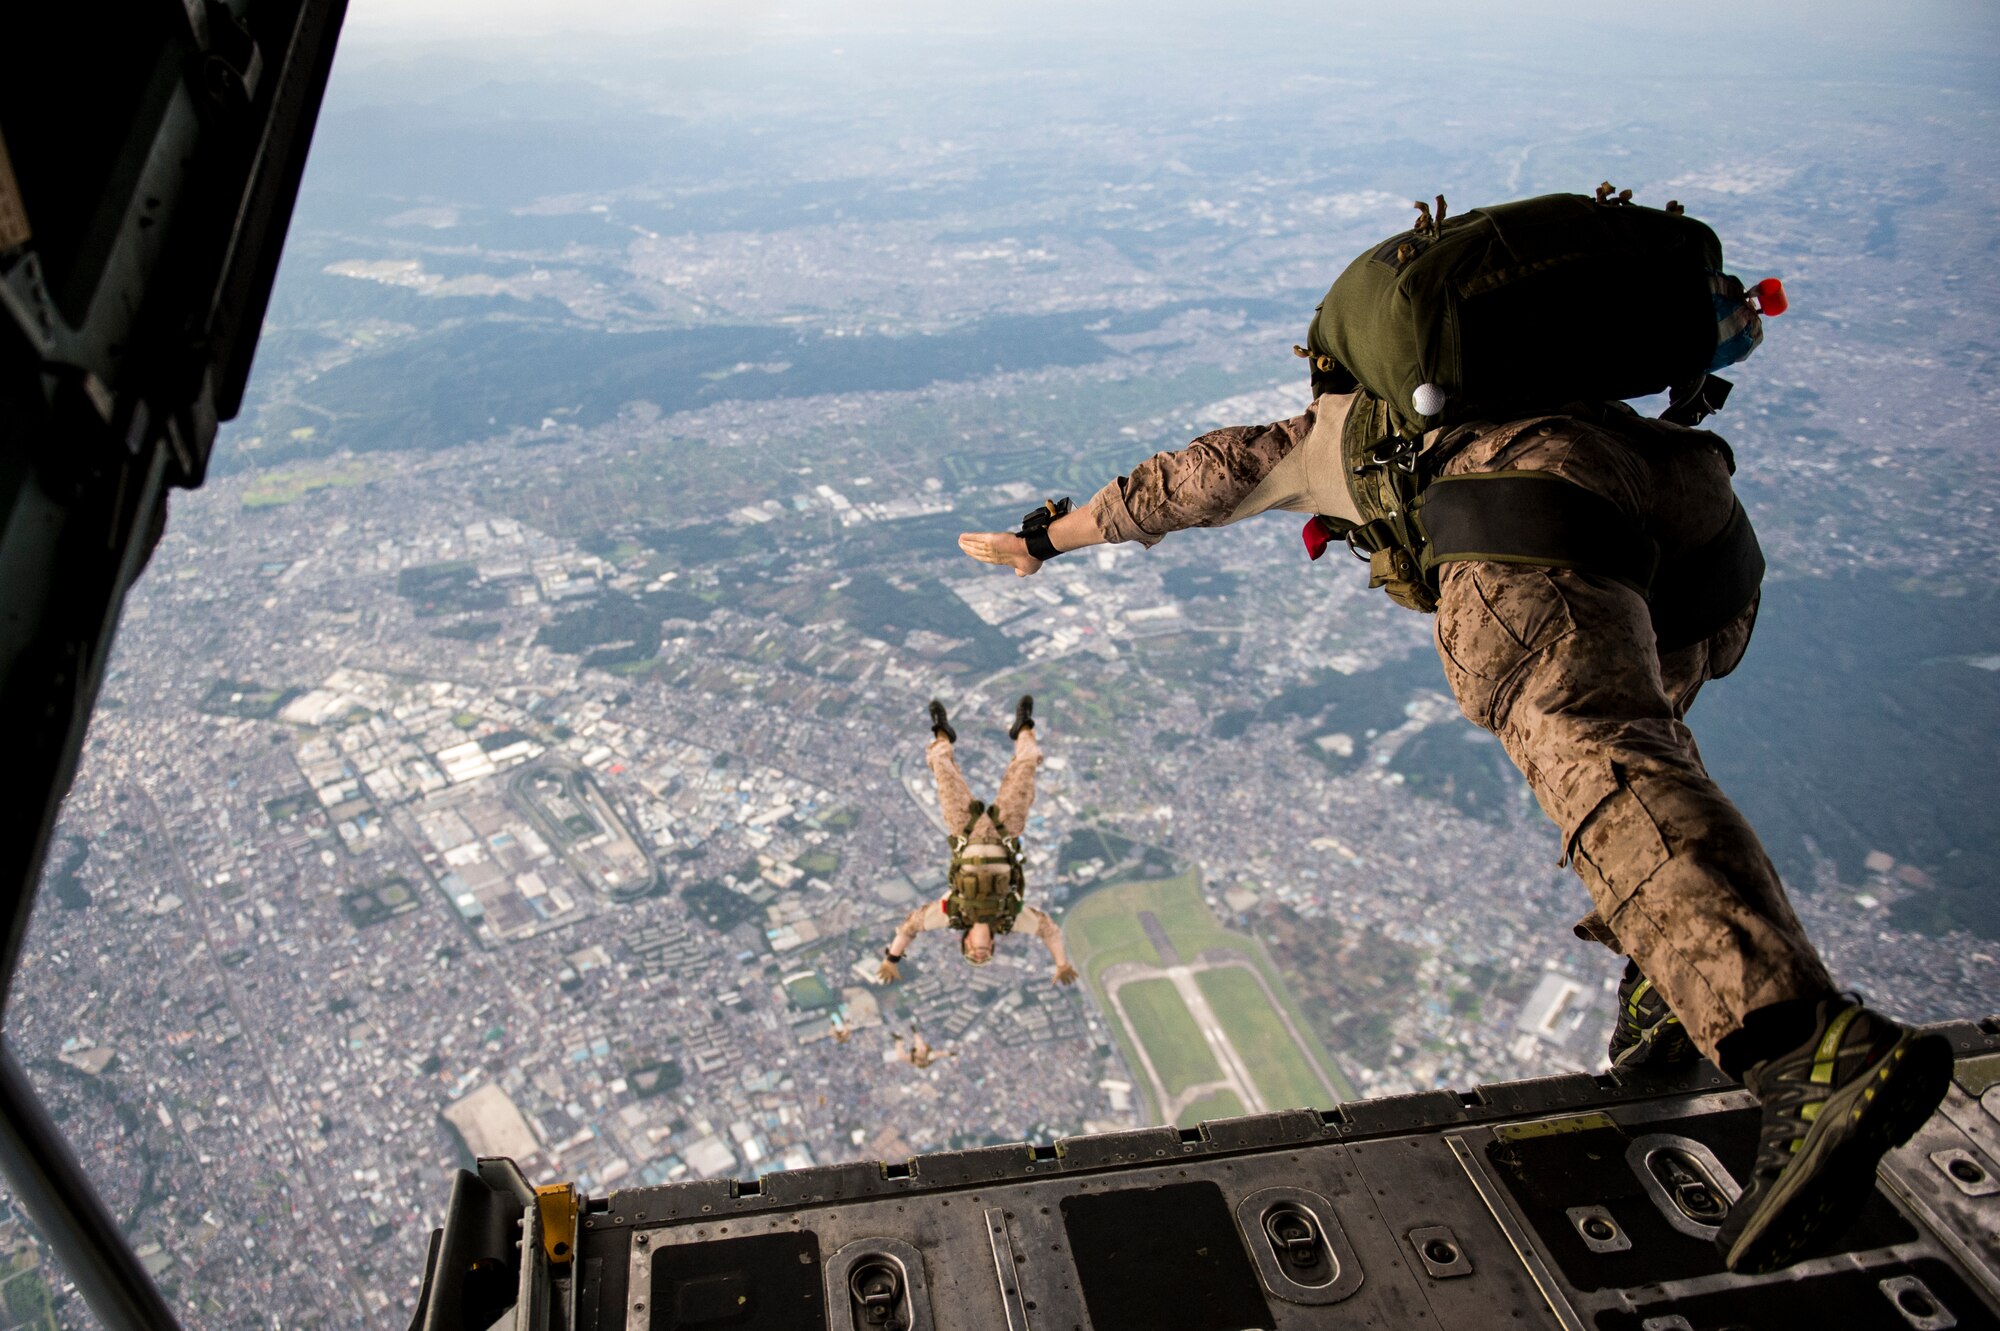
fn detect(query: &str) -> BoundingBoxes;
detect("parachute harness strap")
[1336,403,1673,616]
[1341,405,1761,652]
[1341,408,1439,611]
[945,801,1024,934]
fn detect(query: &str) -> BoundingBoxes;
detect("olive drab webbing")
[945,800,1025,934]
[1320,392,1443,613]
[1321,397,1765,652]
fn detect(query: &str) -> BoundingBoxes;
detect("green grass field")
[0,1265,57,1331]
[1065,867,1242,976]
[1065,867,1355,1123]
[1196,966,1328,1111]
[1179,1089,1248,1126]
[1116,977,1222,1097]
[240,458,381,508]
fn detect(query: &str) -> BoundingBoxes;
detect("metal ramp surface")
[412,1017,2000,1331]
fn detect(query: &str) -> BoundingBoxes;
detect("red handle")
[1302,516,1333,561]
[1751,278,1788,316]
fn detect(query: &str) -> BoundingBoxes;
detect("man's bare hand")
[875,958,902,985]
[958,531,1043,578]
[1053,963,1078,986]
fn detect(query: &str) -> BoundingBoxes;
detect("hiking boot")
[1716,998,1952,1274]
[1009,694,1034,740]
[928,699,956,744]
[1609,959,1699,1071]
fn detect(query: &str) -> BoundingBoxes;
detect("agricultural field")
[238,458,382,509]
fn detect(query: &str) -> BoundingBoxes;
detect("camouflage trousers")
[927,728,1042,840]
[1432,412,1833,1061]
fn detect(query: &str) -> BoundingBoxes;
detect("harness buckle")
[1356,433,1420,475]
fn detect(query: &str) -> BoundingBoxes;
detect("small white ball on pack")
[1412,383,1446,416]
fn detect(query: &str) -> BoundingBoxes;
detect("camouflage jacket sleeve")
[1085,405,1317,547]
[1016,905,1069,967]
[890,899,951,954]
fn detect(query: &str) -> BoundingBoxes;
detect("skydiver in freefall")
[875,696,1078,989]
[894,1024,956,1071]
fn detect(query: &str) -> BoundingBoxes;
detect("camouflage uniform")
[1088,393,1832,1061]
[928,728,1042,843]
[886,729,1071,968]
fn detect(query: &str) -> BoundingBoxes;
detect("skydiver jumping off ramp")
[876,696,1078,988]
[958,190,1952,1276]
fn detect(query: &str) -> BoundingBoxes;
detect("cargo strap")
[1418,471,1661,593]
[1325,407,1764,651]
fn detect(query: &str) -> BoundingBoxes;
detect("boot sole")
[1722,1031,1954,1274]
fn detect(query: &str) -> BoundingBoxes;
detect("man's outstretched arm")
[878,900,948,983]
[1019,906,1077,984]
[957,408,1319,576]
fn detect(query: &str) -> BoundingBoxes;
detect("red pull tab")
[1750,278,1788,316]
[1302,516,1332,561]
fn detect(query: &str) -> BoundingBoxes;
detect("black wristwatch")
[884,947,901,962]
[1018,496,1073,562]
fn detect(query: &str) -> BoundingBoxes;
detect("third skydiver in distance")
[894,1024,956,1070]
[876,696,1078,988]
[957,189,1954,1277]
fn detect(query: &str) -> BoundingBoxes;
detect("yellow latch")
[1493,1111,1618,1143]
[535,1182,579,1265]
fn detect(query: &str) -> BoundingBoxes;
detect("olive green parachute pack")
[1300,187,1777,648]
[1304,186,1763,439]
[944,800,1024,935]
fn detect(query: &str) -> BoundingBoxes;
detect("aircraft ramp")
[410,1017,2000,1330]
